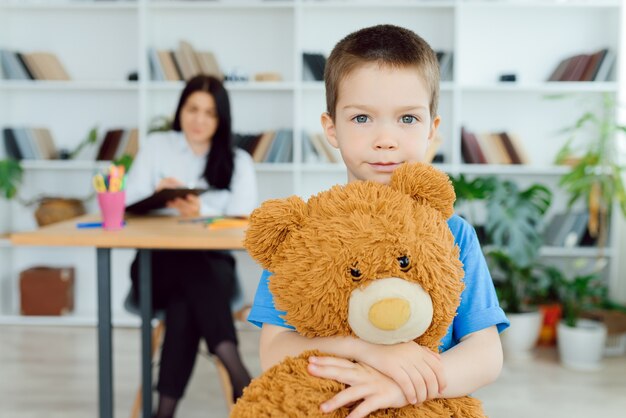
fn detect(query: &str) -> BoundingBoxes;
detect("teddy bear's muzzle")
[348,277,433,345]
[368,298,411,330]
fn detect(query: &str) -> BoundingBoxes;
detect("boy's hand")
[356,341,446,405]
[308,356,408,418]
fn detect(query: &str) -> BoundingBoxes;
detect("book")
[581,49,608,82]
[3,128,23,159]
[157,50,181,81]
[252,131,276,163]
[498,132,523,164]
[460,128,486,164]
[595,49,615,81]
[148,47,165,81]
[126,188,209,214]
[548,56,572,81]
[196,51,222,80]
[565,54,591,81]
[302,53,326,81]
[178,40,202,80]
[96,129,125,161]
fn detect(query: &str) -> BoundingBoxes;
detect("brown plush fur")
[233,163,487,417]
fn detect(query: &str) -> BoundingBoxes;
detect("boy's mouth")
[369,162,401,172]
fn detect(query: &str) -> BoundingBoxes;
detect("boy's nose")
[374,135,398,150]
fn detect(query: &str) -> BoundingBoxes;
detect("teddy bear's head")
[244,163,464,351]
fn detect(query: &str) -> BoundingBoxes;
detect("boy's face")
[321,63,440,184]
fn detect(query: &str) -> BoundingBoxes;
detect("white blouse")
[126,131,257,216]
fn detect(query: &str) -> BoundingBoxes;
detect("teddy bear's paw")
[438,396,487,418]
[230,352,350,418]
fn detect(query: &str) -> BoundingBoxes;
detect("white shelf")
[302,0,456,9]
[0,1,138,11]
[302,81,455,92]
[0,81,139,91]
[458,164,571,176]
[255,163,295,173]
[0,314,141,327]
[148,81,295,92]
[461,0,620,9]
[460,82,618,93]
[149,0,295,10]
[0,234,11,248]
[19,160,113,171]
[540,246,613,258]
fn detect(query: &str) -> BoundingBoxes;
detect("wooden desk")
[11,215,246,418]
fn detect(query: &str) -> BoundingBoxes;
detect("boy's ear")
[428,115,441,142]
[243,196,308,271]
[390,162,456,219]
[321,112,339,149]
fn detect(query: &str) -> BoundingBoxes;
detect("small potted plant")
[554,93,626,248]
[486,249,549,356]
[544,266,607,370]
[451,174,552,266]
[0,158,23,199]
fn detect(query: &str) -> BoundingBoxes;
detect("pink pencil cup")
[97,191,126,231]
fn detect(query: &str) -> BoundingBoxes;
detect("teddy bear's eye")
[397,255,411,272]
[350,267,362,280]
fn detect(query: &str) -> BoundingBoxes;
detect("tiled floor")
[1,324,625,418]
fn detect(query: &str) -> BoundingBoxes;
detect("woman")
[126,75,255,418]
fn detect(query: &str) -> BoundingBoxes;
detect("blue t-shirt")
[248,214,509,352]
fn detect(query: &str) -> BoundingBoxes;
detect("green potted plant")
[544,265,607,370]
[450,174,552,267]
[554,93,626,248]
[486,249,550,356]
[0,158,23,199]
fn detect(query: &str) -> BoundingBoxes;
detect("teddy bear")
[232,162,486,418]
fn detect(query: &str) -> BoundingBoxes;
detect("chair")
[124,276,244,418]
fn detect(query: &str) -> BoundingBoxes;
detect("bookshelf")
[0,0,623,325]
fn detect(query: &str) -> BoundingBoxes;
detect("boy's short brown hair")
[324,24,440,120]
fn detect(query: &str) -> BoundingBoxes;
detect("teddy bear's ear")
[390,162,456,219]
[243,196,308,270]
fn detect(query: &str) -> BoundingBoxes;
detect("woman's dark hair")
[172,75,234,190]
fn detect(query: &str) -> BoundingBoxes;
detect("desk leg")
[96,248,113,418]
[138,249,153,418]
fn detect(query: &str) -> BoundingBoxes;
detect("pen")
[76,221,126,229]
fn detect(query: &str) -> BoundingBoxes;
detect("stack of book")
[302,132,342,163]
[461,127,529,165]
[3,127,57,159]
[0,50,70,80]
[149,40,222,81]
[233,129,293,163]
[95,128,139,161]
[547,48,615,82]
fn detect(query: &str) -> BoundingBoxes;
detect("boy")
[248,24,509,418]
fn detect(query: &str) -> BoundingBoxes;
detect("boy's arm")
[261,323,445,405]
[438,326,503,397]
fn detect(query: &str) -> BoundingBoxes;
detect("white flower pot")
[500,311,542,357]
[557,319,607,371]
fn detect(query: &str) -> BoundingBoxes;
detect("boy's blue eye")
[401,115,417,124]
[353,115,369,124]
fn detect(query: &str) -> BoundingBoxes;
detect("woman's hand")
[156,177,184,192]
[167,194,201,217]
[308,356,409,418]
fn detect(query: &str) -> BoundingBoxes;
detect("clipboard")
[125,188,208,214]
